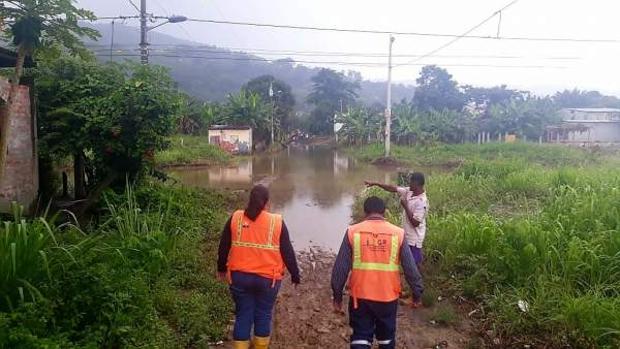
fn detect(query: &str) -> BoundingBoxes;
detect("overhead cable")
[95,52,568,69]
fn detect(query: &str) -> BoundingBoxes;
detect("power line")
[91,15,620,44]
[86,44,582,61]
[95,52,569,69]
[177,17,620,44]
[127,0,140,13]
[396,0,521,67]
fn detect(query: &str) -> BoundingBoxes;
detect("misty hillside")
[85,23,415,108]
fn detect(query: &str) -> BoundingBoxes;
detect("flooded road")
[169,146,399,250]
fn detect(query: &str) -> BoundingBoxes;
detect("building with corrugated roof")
[546,108,620,145]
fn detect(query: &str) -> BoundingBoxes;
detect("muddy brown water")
[170,146,474,348]
[169,146,404,251]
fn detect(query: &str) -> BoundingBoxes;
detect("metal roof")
[562,108,620,113]
[209,125,252,130]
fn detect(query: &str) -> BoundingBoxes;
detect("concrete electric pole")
[385,35,395,158]
[139,0,148,64]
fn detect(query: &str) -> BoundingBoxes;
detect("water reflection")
[170,146,399,250]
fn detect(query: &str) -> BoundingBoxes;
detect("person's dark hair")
[245,185,270,220]
[363,196,386,215]
[410,172,425,186]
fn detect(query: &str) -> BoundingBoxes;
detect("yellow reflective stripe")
[353,232,362,265]
[235,212,243,242]
[389,234,399,265]
[267,214,275,246]
[352,232,400,272]
[232,241,280,251]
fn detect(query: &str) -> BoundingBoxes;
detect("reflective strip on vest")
[352,232,400,272]
[232,213,280,250]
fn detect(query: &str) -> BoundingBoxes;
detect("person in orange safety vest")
[217,185,300,349]
[331,196,423,349]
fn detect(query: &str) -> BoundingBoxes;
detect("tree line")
[323,65,620,146]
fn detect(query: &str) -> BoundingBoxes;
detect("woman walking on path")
[217,185,300,349]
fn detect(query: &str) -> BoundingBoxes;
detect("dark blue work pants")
[230,271,281,341]
[349,299,398,349]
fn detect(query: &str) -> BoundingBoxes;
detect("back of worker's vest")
[227,210,285,281]
[347,219,404,304]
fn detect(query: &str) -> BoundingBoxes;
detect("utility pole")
[139,0,148,64]
[385,35,395,157]
[269,81,275,146]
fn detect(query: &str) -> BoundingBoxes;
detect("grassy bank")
[351,142,603,168]
[353,143,620,348]
[0,182,234,348]
[156,135,232,167]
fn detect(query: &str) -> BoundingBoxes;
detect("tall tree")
[37,56,123,198]
[243,75,295,141]
[37,57,181,201]
[413,65,465,111]
[221,91,270,144]
[552,89,620,108]
[307,68,360,135]
[0,0,98,179]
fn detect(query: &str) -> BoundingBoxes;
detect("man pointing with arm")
[365,172,428,270]
[331,196,423,349]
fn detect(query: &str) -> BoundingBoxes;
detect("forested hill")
[85,23,415,107]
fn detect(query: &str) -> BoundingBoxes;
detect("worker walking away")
[331,196,423,349]
[365,172,429,271]
[217,184,300,349]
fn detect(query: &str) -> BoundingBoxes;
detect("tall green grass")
[353,144,620,347]
[351,142,602,168]
[0,183,232,348]
[155,135,232,166]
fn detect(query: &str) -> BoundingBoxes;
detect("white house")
[547,108,620,145]
[208,126,253,154]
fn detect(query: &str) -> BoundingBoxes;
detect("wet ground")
[218,248,473,349]
[171,146,472,348]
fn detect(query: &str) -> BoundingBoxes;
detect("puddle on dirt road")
[169,146,403,251]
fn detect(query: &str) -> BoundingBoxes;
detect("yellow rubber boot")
[232,340,250,349]
[252,336,271,349]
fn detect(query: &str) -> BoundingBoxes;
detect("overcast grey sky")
[79,0,620,95]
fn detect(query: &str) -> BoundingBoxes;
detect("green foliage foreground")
[0,184,232,348]
[353,143,620,348]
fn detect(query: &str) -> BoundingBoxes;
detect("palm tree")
[222,91,270,143]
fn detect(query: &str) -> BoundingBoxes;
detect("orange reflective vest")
[347,219,404,306]
[227,210,285,284]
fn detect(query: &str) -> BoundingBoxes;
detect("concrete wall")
[208,129,252,154]
[0,84,38,213]
[567,122,620,143]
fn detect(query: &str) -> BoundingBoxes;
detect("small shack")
[208,125,252,154]
[547,108,620,145]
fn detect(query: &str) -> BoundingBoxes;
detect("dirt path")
[221,248,474,349]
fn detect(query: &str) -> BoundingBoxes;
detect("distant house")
[208,125,252,154]
[546,108,620,145]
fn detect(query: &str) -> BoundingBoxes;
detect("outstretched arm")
[364,180,398,193]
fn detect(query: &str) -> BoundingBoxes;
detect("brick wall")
[0,82,38,213]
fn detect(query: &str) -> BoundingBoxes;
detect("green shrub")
[156,135,231,166]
